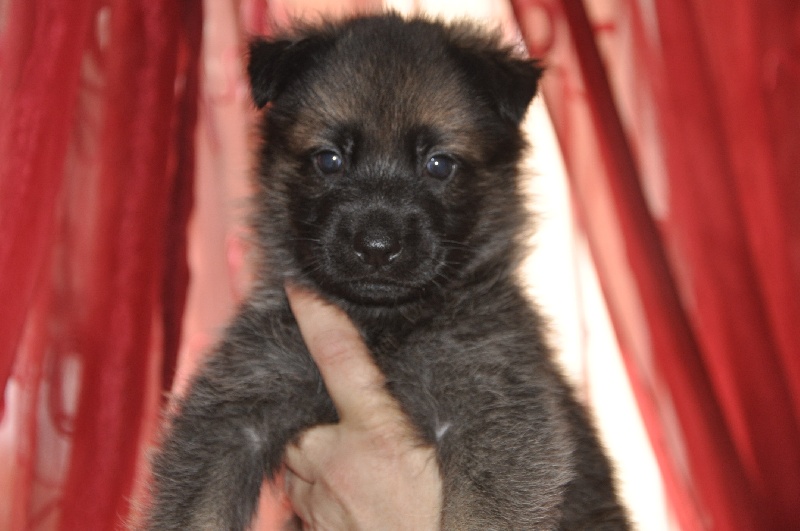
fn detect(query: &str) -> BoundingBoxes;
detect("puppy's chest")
[364,328,479,445]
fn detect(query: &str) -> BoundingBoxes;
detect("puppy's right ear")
[248,37,330,108]
[248,39,292,108]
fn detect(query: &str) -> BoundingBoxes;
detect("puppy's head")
[248,14,542,306]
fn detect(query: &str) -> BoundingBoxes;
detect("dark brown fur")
[144,13,631,530]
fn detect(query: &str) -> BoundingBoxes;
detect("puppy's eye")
[424,155,455,180]
[315,150,344,175]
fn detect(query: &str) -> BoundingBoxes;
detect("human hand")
[284,285,442,531]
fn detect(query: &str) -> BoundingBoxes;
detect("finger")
[284,469,311,498]
[286,284,395,425]
[283,469,313,525]
[284,427,332,483]
[284,443,313,484]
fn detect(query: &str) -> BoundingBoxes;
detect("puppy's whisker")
[440,239,474,250]
[289,237,323,244]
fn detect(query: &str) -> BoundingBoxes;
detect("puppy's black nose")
[353,229,402,267]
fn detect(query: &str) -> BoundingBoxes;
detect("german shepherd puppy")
[144,13,630,530]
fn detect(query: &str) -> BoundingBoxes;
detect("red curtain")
[3,0,799,530]
[512,0,800,529]
[0,0,201,529]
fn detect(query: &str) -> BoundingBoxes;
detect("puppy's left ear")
[248,36,330,108]
[450,44,544,125]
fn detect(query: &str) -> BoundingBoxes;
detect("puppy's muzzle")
[315,194,441,302]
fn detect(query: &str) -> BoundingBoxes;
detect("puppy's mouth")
[333,276,430,305]
[314,251,442,305]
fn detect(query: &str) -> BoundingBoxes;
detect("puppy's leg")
[557,400,631,529]
[141,310,333,530]
[415,366,576,530]
[437,417,575,530]
[145,395,270,530]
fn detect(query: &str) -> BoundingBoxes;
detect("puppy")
[144,13,631,530]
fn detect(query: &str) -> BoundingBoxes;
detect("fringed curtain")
[3,0,799,529]
[511,0,800,529]
[0,1,202,528]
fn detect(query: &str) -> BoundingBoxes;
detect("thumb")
[286,284,397,427]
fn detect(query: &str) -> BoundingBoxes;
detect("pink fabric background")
[1,0,798,529]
